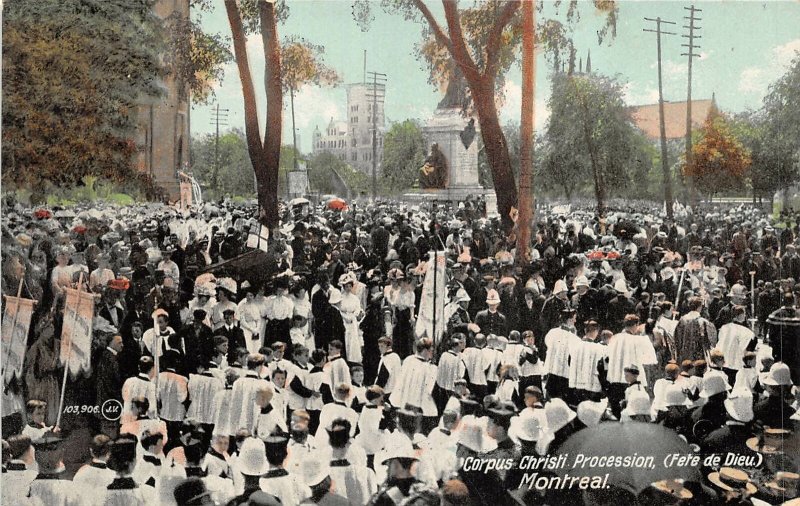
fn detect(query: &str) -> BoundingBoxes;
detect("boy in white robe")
[186,361,225,433]
[606,314,658,419]
[229,353,270,434]
[285,345,315,413]
[568,320,607,402]
[103,434,155,506]
[326,418,377,505]
[461,334,489,399]
[121,357,157,424]
[307,349,327,434]
[354,386,386,468]
[733,351,759,393]
[316,383,359,447]
[73,434,115,493]
[651,363,681,414]
[158,351,189,444]
[322,340,351,403]
[211,370,239,438]
[2,435,37,502]
[543,308,581,402]
[435,336,467,413]
[259,435,310,505]
[21,400,52,442]
[389,338,439,433]
[375,336,402,397]
[254,384,288,438]
[716,306,754,386]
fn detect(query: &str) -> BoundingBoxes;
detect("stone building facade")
[312,82,385,174]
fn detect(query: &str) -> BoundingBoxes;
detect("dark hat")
[193,309,207,319]
[263,435,289,450]
[173,477,212,506]
[487,406,515,422]
[32,432,63,452]
[561,307,577,315]
[108,435,138,472]
[624,365,640,375]
[246,491,283,506]
[222,308,236,315]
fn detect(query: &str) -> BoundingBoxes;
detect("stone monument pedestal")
[403,108,497,216]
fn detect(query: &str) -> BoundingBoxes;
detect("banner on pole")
[2,296,35,384]
[247,224,270,253]
[60,288,95,376]
[415,251,448,345]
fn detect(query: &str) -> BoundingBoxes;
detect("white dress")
[237,299,265,354]
[340,291,364,363]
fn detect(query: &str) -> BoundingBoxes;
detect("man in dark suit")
[177,309,215,375]
[218,309,246,366]
[95,335,123,438]
[475,289,508,337]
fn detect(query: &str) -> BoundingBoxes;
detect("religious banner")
[415,251,448,346]
[60,287,95,376]
[247,223,270,253]
[2,296,36,384]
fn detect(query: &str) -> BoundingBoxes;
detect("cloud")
[737,38,800,95]
[290,86,343,130]
[623,82,660,105]
[738,67,764,93]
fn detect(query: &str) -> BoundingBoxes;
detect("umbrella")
[289,197,310,207]
[555,422,701,494]
[327,197,348,211]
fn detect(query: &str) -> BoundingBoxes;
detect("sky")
[192,1,800,154]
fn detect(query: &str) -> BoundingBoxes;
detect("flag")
[60,287,95,376]
[247,224,270,253]
[2,296,35,385]
[415,251,448,346]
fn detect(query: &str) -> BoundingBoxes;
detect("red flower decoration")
[587,251,605,261]
[34,209,52,220]
[72,225,87,235]
[606,251,621,260]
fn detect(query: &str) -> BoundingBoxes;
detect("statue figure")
[437,66,470,111]
[419,143,448,189]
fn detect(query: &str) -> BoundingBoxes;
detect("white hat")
[577,398,608,427]
[664,385,688,407]
[217,277,238,295]
[574,276,590,288]
[622,391,652,418]
[728,283,747,302]
[238,437,269,476]
[553,279,568,294]
[457,416,495,453]
[701,375,729,398]
[381,439,418,463]
[301,458,331,487]
[614,279,630,296]
[660,267,675,280]
[762,362,792,386]
[724,388,754,423]
[486,289,501,305]
[545,398,577,433]
[328,287,342,305]
[338,272,357,287]
[514,410,542,442]
[455,289,471,303]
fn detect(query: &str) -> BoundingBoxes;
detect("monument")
[406,66,497,215]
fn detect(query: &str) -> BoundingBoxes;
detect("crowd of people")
[1,195,799,506]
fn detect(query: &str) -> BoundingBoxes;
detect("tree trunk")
[224,0,271,223]
[472,77,518,229]
[577,86,605,217]
[516,0,534,266]
[260,0,282,229]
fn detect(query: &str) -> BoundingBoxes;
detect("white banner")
[2,296,36,385]
[247,224,270,253]
[415,251,448,346]
[60,288,95,376]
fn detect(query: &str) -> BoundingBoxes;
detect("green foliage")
[281,36,340,93]
[164,13,232,105]
[2,0,165,190]
[541,72,648,204]
[191,129,256,199]
[308,152,369,197]
[380,120,427,194]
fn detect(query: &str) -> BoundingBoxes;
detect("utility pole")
[644,16,677,221]
[682,5,702,208]
[210,103,229,194]
[366,71,386,201]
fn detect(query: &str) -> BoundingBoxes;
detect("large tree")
[191,129,255,198]
[2,1,164,193]
[353,0,619,229]
[381,120,428,193]
[543,72,642,215]
[683,106,751,198]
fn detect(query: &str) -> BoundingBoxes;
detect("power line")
[210,103,229,192]
[683,4,702,206]
[644,16,677,220]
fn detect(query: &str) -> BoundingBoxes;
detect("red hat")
[72,225,87,235]
[34,209,52,220]
[108,278,130,291]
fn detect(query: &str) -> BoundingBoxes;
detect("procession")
[4,0,800,504]
[1,194,799,505]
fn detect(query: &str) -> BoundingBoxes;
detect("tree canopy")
[380,120,428,194]
[281,36,341,93]
[683,106,751,197]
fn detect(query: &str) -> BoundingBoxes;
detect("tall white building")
[312,82,385,174]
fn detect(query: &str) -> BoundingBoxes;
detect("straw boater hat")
[762,471,799,502]
[707,467,758,495]
[650,479,694,502]
[746,428,793,455]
